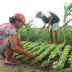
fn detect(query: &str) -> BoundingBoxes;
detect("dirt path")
[0,59,53,72]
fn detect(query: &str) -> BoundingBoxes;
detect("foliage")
[53,45,71,72]
[31,45,57,65]
[17,26,72,45]
[13,41,72,71]
[41,44,64,68]
[13,66,21,72]
[63,3,72,45]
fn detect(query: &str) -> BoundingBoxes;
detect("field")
[13,25,72,72]
[13,41,72,72]
[0,26,72,72]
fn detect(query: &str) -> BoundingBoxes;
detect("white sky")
[0,0,72,27]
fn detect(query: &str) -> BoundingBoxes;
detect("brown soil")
[0,59,53,72]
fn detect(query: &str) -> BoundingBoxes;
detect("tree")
[63,3,72,45]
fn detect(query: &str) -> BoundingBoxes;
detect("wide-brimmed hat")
[36,11,42,18]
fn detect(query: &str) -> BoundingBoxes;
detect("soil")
[0,59,53,72]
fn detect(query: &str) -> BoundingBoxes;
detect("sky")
[0,0,72,27]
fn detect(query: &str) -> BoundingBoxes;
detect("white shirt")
[41,11,51,25]
[41,11,51,19]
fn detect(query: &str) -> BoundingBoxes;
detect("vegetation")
[13,66,21,72]
[13,41,72,72]
[63,3,72,45]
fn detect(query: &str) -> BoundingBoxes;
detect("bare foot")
[53,42,58,45]
[5,58,21,65]
[48,41,53,44]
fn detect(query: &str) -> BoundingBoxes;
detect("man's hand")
[27,53,34,59]
[36,25,45,34]
[46,24,49,28]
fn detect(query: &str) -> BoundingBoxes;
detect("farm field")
[12,41,72,72]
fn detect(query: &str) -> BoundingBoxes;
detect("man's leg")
[48,24,53,44]
[5,45,14,62]
[52,22,59,44]
[49,30,53,44]
[5,45,21,65]
[53,31,58,44]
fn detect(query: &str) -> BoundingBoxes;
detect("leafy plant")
[24,20,34,41]
[63,3,72,45]
[41,44,64,67]
[13,66,21,72]
[31,45,57,65]
[53,45,71,71]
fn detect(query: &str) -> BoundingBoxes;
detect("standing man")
[36,11,60,44]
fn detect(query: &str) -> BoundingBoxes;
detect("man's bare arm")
[9,34,33,59]
[36,25,45,34]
